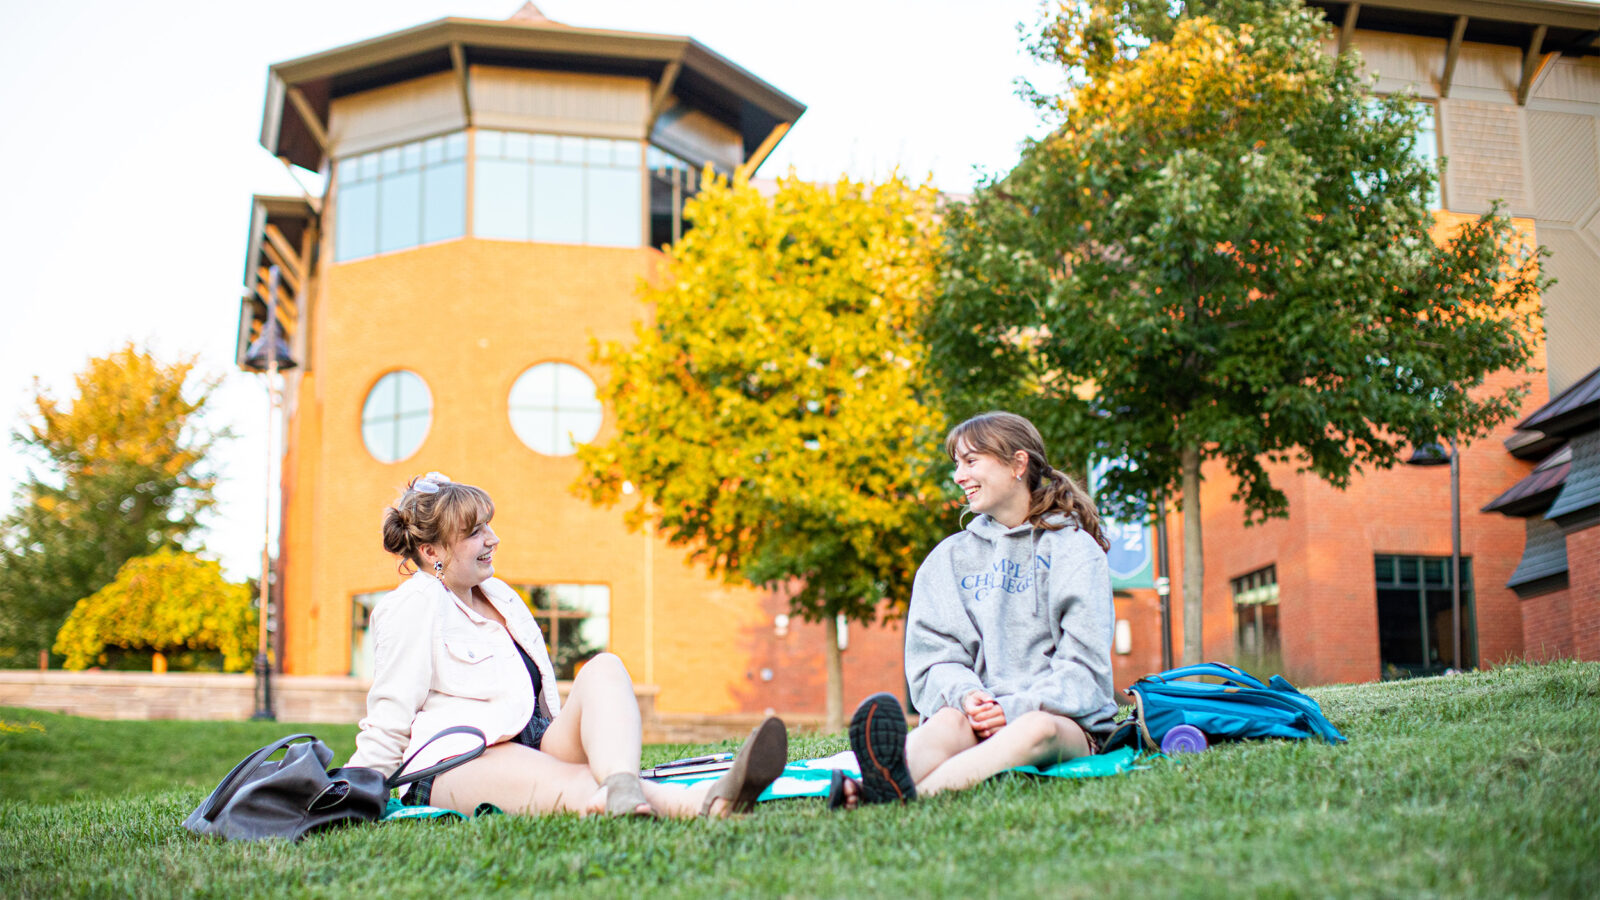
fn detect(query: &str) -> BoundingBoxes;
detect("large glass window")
[336,133,466,262]
[361,370,432,463]
[1411,101,1441,210]
[508,362,603,456]
[509,583,610,679]
[648,146,702,248]
[1374,554,1476,678]
[1231,565,1280,669]
[350,591,385,678]
[474,130,643,247]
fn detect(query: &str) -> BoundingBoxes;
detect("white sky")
[0,0,1061,580]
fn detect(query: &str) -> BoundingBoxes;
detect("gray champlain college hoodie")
[905,512,1118,735]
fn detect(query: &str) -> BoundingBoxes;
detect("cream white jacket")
[348,572,562,778]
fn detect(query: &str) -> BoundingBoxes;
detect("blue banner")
[1088,458,1155,589]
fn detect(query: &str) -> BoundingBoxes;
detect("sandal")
[699,716,788,817]
[827,769,861,811]
[602,772,653,818]
[849,693,916,804]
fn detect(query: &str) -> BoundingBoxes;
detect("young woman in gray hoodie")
[834,411,1117,807]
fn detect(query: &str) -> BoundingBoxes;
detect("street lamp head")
[242,321,299,373]
[1405,442,1451,467]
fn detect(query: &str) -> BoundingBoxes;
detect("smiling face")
[420,513,498,595]
[951,438,1032,528]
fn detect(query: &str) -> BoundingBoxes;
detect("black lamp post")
[1405,439,1461,673]
[243,266,299,720]
[1154,493,1174,671]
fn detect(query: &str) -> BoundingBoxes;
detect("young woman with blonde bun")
[833,412,1117,807]
[349,472,787,818]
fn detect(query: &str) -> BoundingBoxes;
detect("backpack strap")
[1142,662,1268,690]
[1108,688,1160,753]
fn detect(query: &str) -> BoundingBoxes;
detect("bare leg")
[430,742,602,815]
[430,742,720,819]
[915,710,1092,797]
[538,653,642,784]
[905,706,980,783]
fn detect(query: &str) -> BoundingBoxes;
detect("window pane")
[444,132,467,161]
[585,167,642,246]
[394,414,429,460]
[380,146,402,175]
[1398,557,1419,585]
[532,162,585,243]
[509,363,600,456]
[422,159,466,244]
[357,153,380,181]
[586,137,614,166]
[557,408,603,451]
[475,158,531,240]
[612,141,642,169]
[558,135,585,164]
[504,131,531,160]
[401,142,423,171]
[362,372,398,421]
[424,136,445,165]
[337,181,379,261]
[477,129,504,158]
[378,170,422,254]
[362,371,432,463]
[532,134,559,162]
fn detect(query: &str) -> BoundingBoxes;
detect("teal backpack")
[1103,662,1348,753]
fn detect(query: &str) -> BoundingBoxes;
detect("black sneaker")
[849,692,916,803]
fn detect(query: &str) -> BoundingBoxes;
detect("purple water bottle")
[1160,724,1208,754]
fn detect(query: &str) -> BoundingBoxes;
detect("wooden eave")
[236,195,316,370]
[261,17,805,172]
[1309,1,1600,55]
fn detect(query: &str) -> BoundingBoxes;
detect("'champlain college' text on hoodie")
[905,512,1118,735]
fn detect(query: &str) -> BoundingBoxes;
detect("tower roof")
[261,13,805,172]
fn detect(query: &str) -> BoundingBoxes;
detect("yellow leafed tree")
[54,549,254,672]
[576,171,950,729]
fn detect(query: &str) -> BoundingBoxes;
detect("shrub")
[53,549,254,672]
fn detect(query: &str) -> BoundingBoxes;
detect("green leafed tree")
[576,172,950,729]
[927,0,1545,663]
[0,344,223,666]
[54,548,255,672]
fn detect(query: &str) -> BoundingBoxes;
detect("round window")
[508,362,603,456]
[361,370,432,463]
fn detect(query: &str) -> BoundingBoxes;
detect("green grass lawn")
[2,660,1596,899]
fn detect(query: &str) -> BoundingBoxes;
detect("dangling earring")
[433,560,444,580]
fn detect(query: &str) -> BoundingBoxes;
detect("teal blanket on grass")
[381,747,1153,819]
[648,746,1151,801]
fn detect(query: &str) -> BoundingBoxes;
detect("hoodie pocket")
[438,638,498,700]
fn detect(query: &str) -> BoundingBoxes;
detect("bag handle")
[385,725,489,790]
[1142,662,1268,690]
[200,733,318,822]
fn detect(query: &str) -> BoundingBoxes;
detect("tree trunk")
[1182,443,1205,665]
[824,615,845,733]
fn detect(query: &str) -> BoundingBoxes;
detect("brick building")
[235,4,908,717]
[1148,1,1600,686]
[237,1,1599,725]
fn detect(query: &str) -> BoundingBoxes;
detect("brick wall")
[1567,524,1600,661]
[1520,587,1574,661]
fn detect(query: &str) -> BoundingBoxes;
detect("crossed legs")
[908,706,1092,797]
